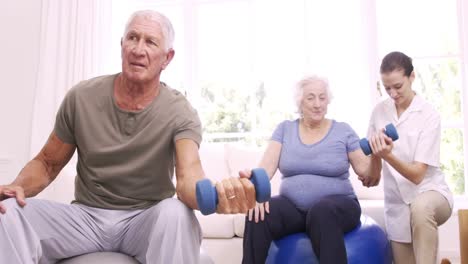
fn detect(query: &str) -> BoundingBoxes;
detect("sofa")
[35,142,386,264]
[195,142,387,264]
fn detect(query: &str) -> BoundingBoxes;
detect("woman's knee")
[306,198,336,223]
[305,196,360,230]
[410,200,435,226]
[244,196,300,238]
[412,191,451,227]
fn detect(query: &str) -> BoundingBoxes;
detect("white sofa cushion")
[234,213,246,237]
[224,143,282,196]
[359,199,386,231]
[201,238,243,264]
[195,211,236,238]
[225,143,262,178]
[349,170,385,200]
[199,143,231,182]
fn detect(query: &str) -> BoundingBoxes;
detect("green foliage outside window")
[198,81,293,145]
[413,58,465,194]
[441,129,465,194]
[200,81,251,134]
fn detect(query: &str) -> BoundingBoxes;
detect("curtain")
[30,0,112,202]
[30,0,112,157]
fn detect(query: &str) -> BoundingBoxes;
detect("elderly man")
[0,10,256,264]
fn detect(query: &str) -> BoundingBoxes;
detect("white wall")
[0,0,42,184]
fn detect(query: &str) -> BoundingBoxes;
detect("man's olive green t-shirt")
[54,74,202,210]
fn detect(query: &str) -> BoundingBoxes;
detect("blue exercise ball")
[266,214,392,264]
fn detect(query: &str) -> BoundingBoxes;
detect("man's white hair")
[294,75,333,113]
[124,10,175,51]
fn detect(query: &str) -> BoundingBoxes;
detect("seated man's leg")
[119,198,202,264]
[0,198,104,263]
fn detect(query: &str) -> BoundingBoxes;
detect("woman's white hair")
[123,10,175,51]
[294,75,333,113]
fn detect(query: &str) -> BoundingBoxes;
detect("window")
[376,0,466,194]
[109,0,374,145]
[107,0,468,195]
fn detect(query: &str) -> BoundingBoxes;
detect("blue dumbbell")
[359,123,399,156]
[196,168,271,215]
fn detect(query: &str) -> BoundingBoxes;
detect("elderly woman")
[241,75,381,264]
[368,51,453,264]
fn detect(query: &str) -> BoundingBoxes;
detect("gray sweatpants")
[0,197,202,264]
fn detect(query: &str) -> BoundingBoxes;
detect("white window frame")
[457,0,468,195]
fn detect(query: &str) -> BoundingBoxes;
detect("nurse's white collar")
[384,93,424,113]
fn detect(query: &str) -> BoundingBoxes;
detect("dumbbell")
[359,123,399,156]
[196,168,271,215]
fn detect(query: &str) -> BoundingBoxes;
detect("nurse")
[367,51,453,264]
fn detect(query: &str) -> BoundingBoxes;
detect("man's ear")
[162,49,175,70]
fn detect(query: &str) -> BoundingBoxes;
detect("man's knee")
[0,199,28,230]
[146,198,201,243]
[151,198,200,229]
[0,198,24,216]
[157,198,194,218]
